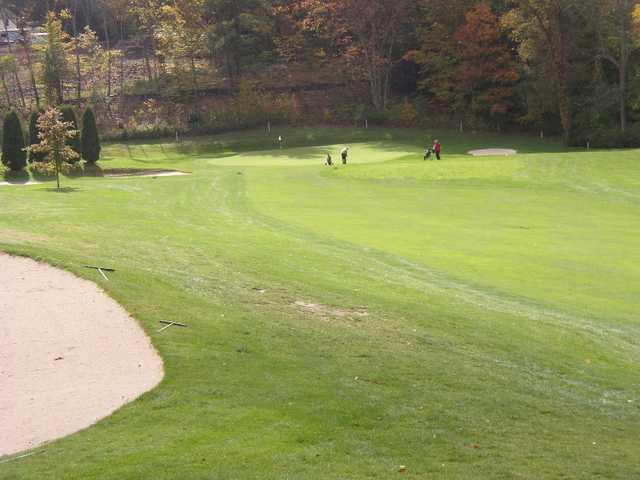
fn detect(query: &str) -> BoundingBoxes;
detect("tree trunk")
[13,65,26,109]
[73,0,82,101]
[102,10,112,98]
[0,71,12,106]
[56,72,64,105]
[620,60,627,133]
[3,23,26,108]
[551,7,572,141]
[143,36,153,82]
[190,55,198,96]
[618,1,628,133]
[21,33,40,108]
[119,20,125,113]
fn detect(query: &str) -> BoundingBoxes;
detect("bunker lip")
[0,180,42,186]
[468,148,518,157]
[0,169,189,186]
[0,253,164,458]
[101,168,190,178]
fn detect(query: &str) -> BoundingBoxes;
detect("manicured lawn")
[1,127,639,479]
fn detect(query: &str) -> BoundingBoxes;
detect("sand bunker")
[0,253,164,457]
[0,180,42,187]
[468,148,517,157]
[102,169,189,178]
[0,169,189,187]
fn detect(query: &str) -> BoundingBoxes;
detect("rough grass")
[1,127,639,479]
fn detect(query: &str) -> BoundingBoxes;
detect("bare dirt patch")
[293,301,369,320]
[0,253,164,457]
[0,229,50,246]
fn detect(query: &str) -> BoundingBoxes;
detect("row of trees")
[3,1,640,143]
[1,107,101,176]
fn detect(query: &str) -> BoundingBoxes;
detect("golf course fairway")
[1,127,638,479]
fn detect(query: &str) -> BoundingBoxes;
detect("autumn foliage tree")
[454,3,519,121]
[41,11,71,105]
[285,0,409,111]
[27,108,79,190]
[504,0,577,141]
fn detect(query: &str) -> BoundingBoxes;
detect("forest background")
[1,0,640,147]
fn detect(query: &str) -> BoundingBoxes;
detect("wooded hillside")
[2,0,640,146]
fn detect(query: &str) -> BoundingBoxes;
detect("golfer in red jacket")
[433,139,442,160]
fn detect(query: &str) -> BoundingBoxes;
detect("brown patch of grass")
[293,301,369,321]
[0,229,50,245]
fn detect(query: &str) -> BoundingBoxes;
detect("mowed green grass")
[1,127,639,479]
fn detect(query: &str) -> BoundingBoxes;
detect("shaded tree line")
[3,0,640,145]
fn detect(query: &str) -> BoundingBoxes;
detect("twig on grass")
[158,320,188,332]
[84,265,116,272]
[84,265,115,280]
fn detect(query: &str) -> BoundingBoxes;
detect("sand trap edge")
[0,252,165,458]
[0,170,190,187]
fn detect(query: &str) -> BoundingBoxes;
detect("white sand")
[0,171,189,187]
[0,253,164,457]
[0,181,41,187]
[104,171,189,178]
[468,148,518,157]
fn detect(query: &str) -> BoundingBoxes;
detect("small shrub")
[29,160,57,177]
[568,127,640,149]
[1,110,27,172]
[61,162,83,176]
[30,159,83,177]
[398,98,418,127]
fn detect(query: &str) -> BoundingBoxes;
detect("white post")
[365,119,368,129]
[460,120,463,133]
[267,121,271,133]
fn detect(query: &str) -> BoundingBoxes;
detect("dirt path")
[0,253,164,457]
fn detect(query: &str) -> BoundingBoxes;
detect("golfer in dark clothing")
[341,147,349,165]
[325,153,333,166]
[434,140,442,160]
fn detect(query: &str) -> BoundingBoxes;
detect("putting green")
[205,143,413,166]
[1,127,638,479]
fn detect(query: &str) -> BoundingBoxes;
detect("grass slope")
[1,127,638,479]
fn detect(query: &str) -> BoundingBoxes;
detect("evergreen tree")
[1,110,27,172]
[60,105,81,161]
[81,107,101,164]
[28,110,47,162]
